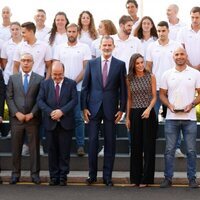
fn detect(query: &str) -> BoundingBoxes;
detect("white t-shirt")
[13,40,52,77]
[79,30,94,50]
[160,66,200,120]
[53,42,92,91]
[146,39,182,90]
[112,34,143,72]
[177,27,200,67]
[45,32,68,54]
[1,39,22,84]
[0,25,11,41]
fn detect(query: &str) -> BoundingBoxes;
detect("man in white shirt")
[177,6,200,70]
[53,23,91,156]
[34,9,50,41]
[159,47,200,188]
[166,4,186,40]
[13,22,52,78]
[146,21,182,117]
[112,15,142,73]
[126,0,140,32]
[0,6,11,41]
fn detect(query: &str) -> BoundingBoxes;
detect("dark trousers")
[11,120,40,178]
[47,123,73,181]
[88,106,116,181]
[130,108,157,185]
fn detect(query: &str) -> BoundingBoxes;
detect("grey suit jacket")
[6,72,43,123]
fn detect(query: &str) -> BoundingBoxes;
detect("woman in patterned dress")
[126,53,157,187]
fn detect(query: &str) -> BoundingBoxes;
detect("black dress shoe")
[59,179,67,186]
[103,179,113,186]
[49,179,59,186]
[32,176,41,184]
[0,176,2,184]
[10,176,19,184]
[86,177,97,185]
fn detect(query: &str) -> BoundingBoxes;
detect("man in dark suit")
[37,61,78,186]
[81,35,127,186]
[0,68,5,184]
[6,53,43,184]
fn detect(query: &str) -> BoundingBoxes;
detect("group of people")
[0,0,199,188]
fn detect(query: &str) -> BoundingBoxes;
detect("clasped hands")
[15,112,33,122]
[50,109,63,120]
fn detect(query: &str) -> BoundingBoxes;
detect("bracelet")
[192,102,196,108]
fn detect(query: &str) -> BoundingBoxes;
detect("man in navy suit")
[81,35,127,186]
[37,61,78,186]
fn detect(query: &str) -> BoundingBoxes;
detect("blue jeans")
[164,120,197,180]
[74,92,85,147]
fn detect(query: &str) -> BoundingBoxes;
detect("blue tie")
[24,74,29,94]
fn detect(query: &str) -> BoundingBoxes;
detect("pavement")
[1,171,200,185]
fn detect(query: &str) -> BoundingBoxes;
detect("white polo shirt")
[177,27,200,67]
[0,25,11,41]
[13,40,52,77]
[146,39,182,90]
[1,39,22,84]
[168,20,186,41]
[160,66,200,120]
[112,34,143,73]
[53,41,91,91]
[36,26,51,41]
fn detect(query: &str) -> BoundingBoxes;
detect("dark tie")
[23,74,29,94]
[102,60,108,87]
[55,84,60,103]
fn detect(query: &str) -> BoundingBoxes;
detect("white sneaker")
[175,148,184,158]
[40,145,45,155]
[98,146,104,157]
[22,144,29,156]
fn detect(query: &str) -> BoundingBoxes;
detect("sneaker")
[98,146,104,157]
[175,148,184,158]
[160,178,172,188]
[77,146,85,157]
[189,179,199,188]
[6,131,11,138]
[40,145,45,155]
[22,144,29,156]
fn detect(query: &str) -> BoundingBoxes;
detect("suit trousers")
[130,108,157,185]
[88,105,116,181]
[11,119,40,178]
[47,123,73,181]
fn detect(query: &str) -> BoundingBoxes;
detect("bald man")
[37,61,78,186]
[159,47,200,188]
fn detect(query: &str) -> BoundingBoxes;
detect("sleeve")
[44,43,52,61]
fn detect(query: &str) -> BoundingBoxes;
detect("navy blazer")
[81,56,127,120]
[37,77,78,131]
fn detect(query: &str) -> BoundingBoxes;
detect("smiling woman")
[0,0,200,28]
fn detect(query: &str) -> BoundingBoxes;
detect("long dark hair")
[49,11,69,46]
[78,11,98,40]
[134,16,158,39]
[127,53,147,81]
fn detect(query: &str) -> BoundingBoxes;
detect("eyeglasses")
[21,59,33,63]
